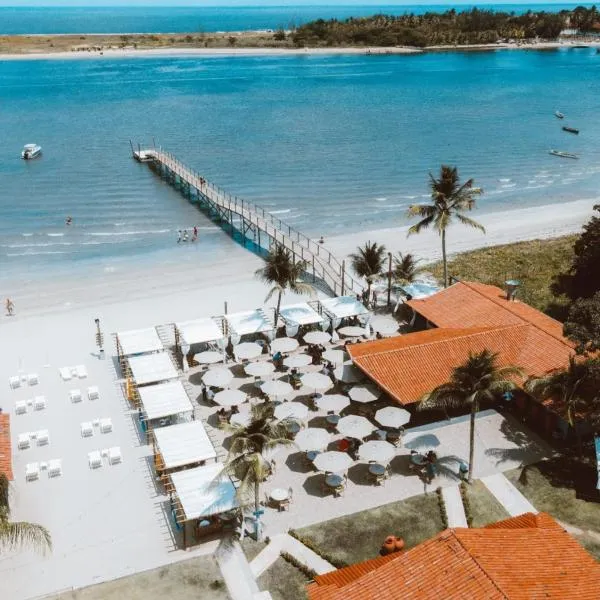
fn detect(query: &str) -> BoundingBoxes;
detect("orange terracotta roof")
[307,513,600,600]
[312,554,396,588]
[0,413,13,481]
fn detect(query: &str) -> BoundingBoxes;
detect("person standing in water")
[5,298,14,316]
[65,216,72,226]
[177,230,182,243]
[192,225,198,242]
[182,230,189,242]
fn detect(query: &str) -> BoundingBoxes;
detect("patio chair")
[88,450,102,469]
[9,375,20,389]
[99,418,113,434]
[70,389,82,403]
[47,459,62,478]
[59,366,72,381]
[108,446,122,465]
[279,498,290,512]
[28,373,39,386]
[33,396,46,411]
[75,365,88,379]
[15,400,27,415]
[87,386,99,401]
[36,429,49,446]
[25,462,40,481]
[81,422,93,438]
[18,433,31,450]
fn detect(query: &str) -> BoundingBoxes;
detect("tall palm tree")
[0,474,51,554]
[349,241,386,299]
[255,245,313,326]
[407,165,485,288]
[224,403,294,539]
[419,350,523,482]
[393,252,423,284]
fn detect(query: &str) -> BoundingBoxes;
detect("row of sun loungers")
[18,429,50,449]
[9,373,39,389]
[26,459,62,481]
[81,418,113,437]
[88,447,122,469]
[59,365,88,381]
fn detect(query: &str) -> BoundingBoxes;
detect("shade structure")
[283,354,312,368]
[261,379,293,399]
[229,409,251,428]
[234,342,263,361]
[138,381,193,421]
[349,384,381,404]
[313,451,353,473]
[280,302,324,327]
[370,315,399,336]
[338,326,368,338]
[303,331,331,345]
[315,394,350,413]
[321,295,370,319]
[337,415,375,439]
[334,362,363,384]
[294,428,331,452]
[154,421,216,470]
[116,327,163,356]
[375,406,411,429]
[170,463,237,521]
[399,280,441,300]
[195,351,224,365]
[176,318,224,346]
[213,389,247,407]
[358,440,395,463]
[271,337,299,353]
[274,401,309,422]
[202,368,233,388]
[226,309,273,336]
[322,349,347,365]
[245,362,275,377]
[128,353,178,386]
[301,372,333,393]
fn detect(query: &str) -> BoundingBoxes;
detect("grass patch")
[429,235,576,314]
[256,557,310,600]
[296,492,445,565]
[465,480,510,528]
[574,534,600,561]
[240,538,267,563]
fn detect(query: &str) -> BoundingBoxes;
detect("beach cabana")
[153,421,216,478]
[138,380,193,439]
[127,352,178,387]
[225,309,275,343]
[279,302,325,334]
[115,327,163,366]
[167,463,238,548]
[321,295,370,329]
[174,317,224,351]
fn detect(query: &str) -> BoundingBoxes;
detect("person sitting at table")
[272,350,283,370]
[206,387,215,403]
[338,438,350,453]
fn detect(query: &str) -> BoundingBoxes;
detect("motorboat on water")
[549,149,579,159]
[555,111,565,119]
[562,126,580,134]
[21,144,42,160]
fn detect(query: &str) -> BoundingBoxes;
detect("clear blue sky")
[0,1,578,6]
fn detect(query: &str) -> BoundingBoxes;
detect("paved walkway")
[216,539,261,600]
[442,485,468,527]
[481,473,537,516]
[250,533,335,578]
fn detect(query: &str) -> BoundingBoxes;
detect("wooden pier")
[135,147,363,297]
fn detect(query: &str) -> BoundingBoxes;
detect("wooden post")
[387,252,393,307]
[341,260,346,296]
[312,256,315,283]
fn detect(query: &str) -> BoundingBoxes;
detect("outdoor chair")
[99,418,113,434]
[18,433,31,450]
[88,451,102,469]
[9,376,20,389]
[81,422,93,438]
[33,396,46,411]
[75,365,88,379]
[87,386,99,401]
[70,389,82,403]
[278,498,290,512]
[59,367,72,381]
[25,462,40,481]
[15,400,27,415]
[108,446,122,465]
[47,459,62,478]
[36,429,49,446]
[27,373,39,386]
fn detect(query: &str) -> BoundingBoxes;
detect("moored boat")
[555,111,565,119]
[549,149,579,159]
[21,143,42,160]
[562,126,579,134]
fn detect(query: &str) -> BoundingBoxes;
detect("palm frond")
[418,385,467,411]
[455,213,485,233]
[407,214,435,236]
[0,521,52,554]
[264,284,282,303]
[0,474,9,514]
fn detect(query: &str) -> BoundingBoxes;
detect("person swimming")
[65,216,72,226]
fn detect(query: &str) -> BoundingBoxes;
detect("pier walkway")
[136,147,362,297]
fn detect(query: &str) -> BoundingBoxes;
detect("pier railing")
[148,148,363,297]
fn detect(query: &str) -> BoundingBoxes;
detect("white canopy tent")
[279,303,325,327]
[154,421,216,471]
[176,318,224,347]
[128,353,179,386]
[321,295,370,320]
[138,380,194,421]
[116,327,163,357]
[226,309,274,337]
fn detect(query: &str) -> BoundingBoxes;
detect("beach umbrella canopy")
[234,342,263,361]
[349,384,380,404]
[315,394,351,413]
[304,331,331,345]
[375,407,411,429]
[358,440,395,463]
[294,428,331,452]
[271,337,299,353]
[245,362,275,377]
[338,326,368,338]
[261,379,293,398]
[195,351,224,365]
[322,349,347,365]
[337,415,375,439]
[229,409,252,428]
[370,315,398,336]
[202,367,233,388]
[313,451,353,473]
[284,354,312,368]
[213,389,247,407]
[334,362,363,384]
[301,372,333,392]
[274,401,309,422]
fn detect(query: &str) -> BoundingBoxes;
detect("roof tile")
[0,413,13,480]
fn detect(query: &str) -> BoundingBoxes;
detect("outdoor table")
[326,415,340,425]
[368,463,386,476]
[270,488,289,502]
[306,450,320,462]
[325,474,344,488]
[410,453,427,466]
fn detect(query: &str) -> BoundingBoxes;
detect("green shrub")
[460,482,474,527]
[288,529,349,568]
[280,551,317,580]
[436,487,449,529]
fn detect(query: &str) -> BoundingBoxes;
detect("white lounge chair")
[87,386,99,401]
[25,462,40,481]
[70,389,82,403]
[81,422,93,438]
[9,376,20,389]
[88,451,102,469]
[28,373,39,386]
[15,400,27,415]
[36,429,49,446]
[59,367,72,381]
[99,418,113,434]
[33,396,46,411]
[75,365,88,379]
[18,433,31,450]
[47,459,62,478]
[108,446,122,465]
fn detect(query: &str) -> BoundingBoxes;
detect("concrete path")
[481,473,537,517]
[442,485,468,528]
[216,539,260,600]
[250,533,335,578]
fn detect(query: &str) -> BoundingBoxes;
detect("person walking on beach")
[182,230,189,242]
[192,226,198,242]
[5,298,14,316]
[177,230,182,243]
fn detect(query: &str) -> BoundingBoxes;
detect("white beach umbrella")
[375,406,411,429]
[370,315,398,336]
[213,389,247,407]
[261,379,293,399]
[274,401,309,422]
[301,372,333,393]
[304,331,331,345]
[315,394,351,413]
[338,326,368,338]
[337,415,375,439]
[284,354,312,368]
[349,384,381,404]
[313,451,353,473]
[195,351,224,365]
[271,337,299,353]
[334,363,363,384]
[230,409,252,428]
[234,342,263,361]
[294,428,331,452]
[358,440,396,463]
[245,362,275,377]
[202,367,233,388]
[322,349,347,365]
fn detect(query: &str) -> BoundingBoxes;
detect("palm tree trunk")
[275,289,283,327]
[254,480,262,540]
[468,402,476,483]
[442,228,448,288]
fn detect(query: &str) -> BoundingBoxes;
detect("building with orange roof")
[307,512,600,600]
[0,412,14,481]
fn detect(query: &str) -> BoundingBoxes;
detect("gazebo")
[279,301,326,335]
[174,317,225,357]
[321,295,370,330]
[115,327,163,369]
[126,353,179,387]
[225,308,275,343]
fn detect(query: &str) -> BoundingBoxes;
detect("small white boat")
[549,149,578,159]
[133,149,155,162]
[555,111,565,119]
[21,144,42,160]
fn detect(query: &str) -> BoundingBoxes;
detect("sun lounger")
[59,367,72,381]
[108,446,122,465]
[33,396,46,411]
[88,450,102,469]
[36,429,49,446]
[9,376,20,389]
[15,400,27,415]
[81,422,93,438]
[70,389,82,403]
[25,462,40,481]
[99,418,113,434]
[28,373,39,386]
[47,459,62,478]
[18,433,31,450]
[75,365,88,379]
[87,386,99,401]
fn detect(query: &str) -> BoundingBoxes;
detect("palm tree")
[393,252,423,284]
[0,474,51,554]
[407,165,485,288]
[419,350,523,482]
[349,241,386,299]
[224,403,294,539]
[255,245,313,326]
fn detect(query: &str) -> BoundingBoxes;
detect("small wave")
[498,178,511,183]
[400,195,418,200]
[269,209,291,215]
[501,183,517,189]
[21,233,33,237]
[86,229,170,236]
[47,233,65,237]
[4,242,74,248]
[374,197,387,202]
[7,251,68,257]
[524,184,546,190]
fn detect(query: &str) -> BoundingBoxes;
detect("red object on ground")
[338,438,350,452]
